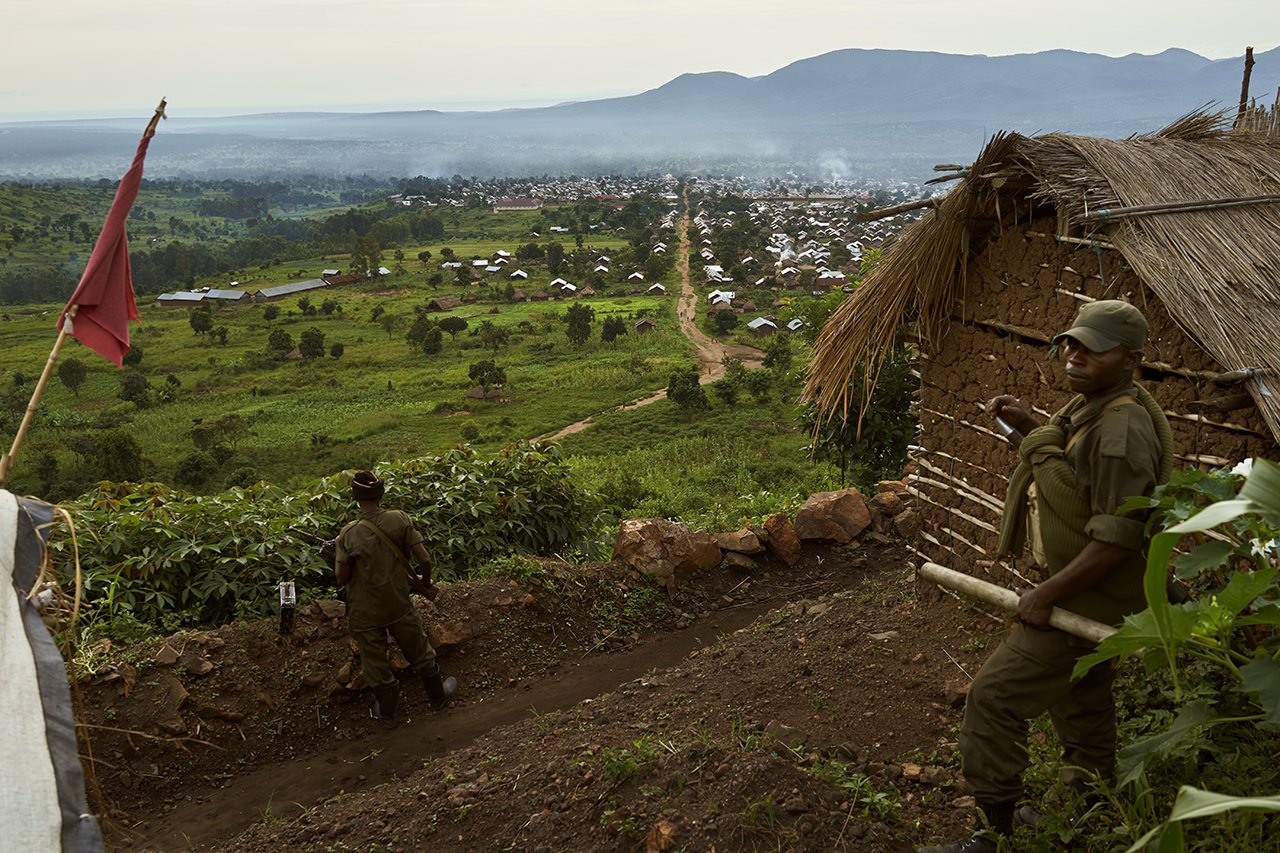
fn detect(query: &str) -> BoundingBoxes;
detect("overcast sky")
[4,0,1277,120]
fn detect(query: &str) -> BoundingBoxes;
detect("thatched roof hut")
[806,110,1280,575]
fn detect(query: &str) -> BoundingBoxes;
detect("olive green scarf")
[995,384,1174,562]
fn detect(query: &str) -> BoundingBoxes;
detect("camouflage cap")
[1053,299,1148,352]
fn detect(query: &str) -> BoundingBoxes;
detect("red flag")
[57,103,165,366]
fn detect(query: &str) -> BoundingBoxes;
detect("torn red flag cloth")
[57,111,162,366]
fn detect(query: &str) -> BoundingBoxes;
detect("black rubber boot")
[916,800,1013,853]
[371,682,400,722]
[422,666,457,710]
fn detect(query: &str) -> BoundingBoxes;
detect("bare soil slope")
[78,543,1000,851]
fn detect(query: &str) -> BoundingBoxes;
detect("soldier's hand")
[986,395,1038,435]
[1016,586,1053,629]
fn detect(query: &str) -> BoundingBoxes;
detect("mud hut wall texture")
[915,217,1278,575]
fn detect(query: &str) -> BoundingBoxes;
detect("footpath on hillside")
[538,208,763,442]
[76,528,1000,852]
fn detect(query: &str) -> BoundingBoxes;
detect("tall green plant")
[1071,459,1280,849]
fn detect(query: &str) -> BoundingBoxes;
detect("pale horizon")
[4,0,1277,122]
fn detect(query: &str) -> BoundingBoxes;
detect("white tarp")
[0,490,103,851]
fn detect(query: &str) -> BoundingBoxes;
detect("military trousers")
[350,609,438,689]
[959,624,1117,804]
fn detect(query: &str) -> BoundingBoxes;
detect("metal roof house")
[255,279,329,301]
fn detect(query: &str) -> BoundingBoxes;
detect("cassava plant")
[1071,458,1280,850]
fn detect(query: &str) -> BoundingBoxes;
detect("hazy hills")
[1,47,1275,181]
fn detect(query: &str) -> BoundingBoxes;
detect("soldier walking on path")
[335,470,457,722]
[919,301,1174,852]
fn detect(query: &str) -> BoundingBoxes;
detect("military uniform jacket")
[1030,383,1162,624]
[335,508,423,630]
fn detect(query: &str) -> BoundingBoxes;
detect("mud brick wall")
[914,217,1278,576]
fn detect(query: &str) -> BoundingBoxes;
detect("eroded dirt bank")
[79,543,1000,851]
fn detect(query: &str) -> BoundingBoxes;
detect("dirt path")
[539,204,763,442]
[211,548,1001,853]
[137,597,783,850]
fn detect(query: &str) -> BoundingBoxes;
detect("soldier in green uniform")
[920,301,1173,853]
[335,470,457,722]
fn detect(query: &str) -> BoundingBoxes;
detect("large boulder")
[614,519,721,593]
[870,490,905,517]
[793,489,872,543]
[714,529,764,554]
[763,512,802,567]
[894,507,922,539]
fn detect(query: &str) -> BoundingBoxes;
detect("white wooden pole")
[918,561,1117,645]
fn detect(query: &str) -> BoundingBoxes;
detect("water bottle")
[278,580,297,634]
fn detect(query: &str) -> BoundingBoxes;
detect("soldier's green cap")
[1053,299,1148,352]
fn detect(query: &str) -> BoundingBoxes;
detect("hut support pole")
[918,561,1116,645]
[1235,46,1255,128]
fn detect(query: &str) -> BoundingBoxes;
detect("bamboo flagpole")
[0,99,166,489]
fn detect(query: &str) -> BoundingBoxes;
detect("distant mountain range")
[2,47,1276,181]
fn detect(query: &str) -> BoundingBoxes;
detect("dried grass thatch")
[805,110,1280,443]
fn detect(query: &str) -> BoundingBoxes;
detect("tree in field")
[601,316,627,345]
[267,328,294,357]
[57,358,87,396]
[417,250,432,264]
[213,326,228,345]
[469,360,506,390]
[299,327,326,360]
[348,233,382,278]
[330,342,345,359]
[545,241,565,275]
[421,327,443,355]
[406,314,437,350]
[123,346,143,367]
[93,429,146,482]
[119,370,152,407]
[321,299,339,315]
[711,310,738,335]
[174,450,218,489]
[439,247,455,260]
[263,304,280,321]
[480,322,510,353]
[802,342,916,486]
[711,377,739,407]
[378,313,405,338]
[516,242,544,261]
[190,413,252,453]
[297,296,315,315]
[439,316,468,340]
[564,303,595,347]
[667,367,708,419]
[189,304,214,335]
[56,212,80,241]
[370,305,385,322]
[745,370,773,403]
[763,334,793,377]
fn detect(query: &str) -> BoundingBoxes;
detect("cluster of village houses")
[155,176,915,342]
[688,196,903,336]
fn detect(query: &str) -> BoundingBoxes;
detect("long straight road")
[538,207,762,442]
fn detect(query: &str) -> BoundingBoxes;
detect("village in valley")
[1,19,1279,853]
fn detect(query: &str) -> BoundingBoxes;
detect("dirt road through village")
[540,207,763,441]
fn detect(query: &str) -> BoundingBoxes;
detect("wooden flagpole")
[0,308,77,488]
[0,99,164,489]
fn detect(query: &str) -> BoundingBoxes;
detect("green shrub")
[54,443,599,630]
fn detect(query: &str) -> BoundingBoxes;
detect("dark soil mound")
[77,543,1001,851]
